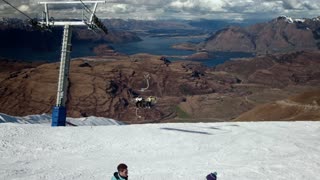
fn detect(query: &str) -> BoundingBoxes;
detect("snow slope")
[0,113,124,126]
[0,119,320,179]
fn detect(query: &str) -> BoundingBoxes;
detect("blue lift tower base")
[52,106,66,126]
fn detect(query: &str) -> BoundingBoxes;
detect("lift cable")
[79,0,93,14]
[1,0,37,20]
[78,0,108,34]
[1,0,49,30]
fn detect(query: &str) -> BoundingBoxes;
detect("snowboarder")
[206,172,217,180]
[111,163,128,180]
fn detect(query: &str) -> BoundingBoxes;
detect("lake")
[0,35,254,67]
[111,36,254,67]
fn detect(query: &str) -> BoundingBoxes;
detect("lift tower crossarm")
[39,1,107,28]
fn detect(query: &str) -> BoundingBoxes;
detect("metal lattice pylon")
[38,1,107,126]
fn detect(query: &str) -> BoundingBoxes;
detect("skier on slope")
[111,163,128,180]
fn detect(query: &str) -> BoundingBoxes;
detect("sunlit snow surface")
[0,113,124,126]
[0,113,320,180]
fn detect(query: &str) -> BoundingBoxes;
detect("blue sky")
[0,0,319,20]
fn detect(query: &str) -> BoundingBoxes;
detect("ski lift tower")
[38,1,108,126]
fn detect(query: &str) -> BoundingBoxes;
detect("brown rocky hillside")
[203,16,320,54]
[215,51,320,88]
[1,51,320,123]
[0,55,239,123]
[235,90,320,121]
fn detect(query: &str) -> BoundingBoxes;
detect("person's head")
[117,163,128,177]
[206,172,217,180]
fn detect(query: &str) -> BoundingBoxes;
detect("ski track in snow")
[0,120,320,180]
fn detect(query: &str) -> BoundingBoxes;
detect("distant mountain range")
[4,16,314,56]
[0,18,142,52]
[202,16,320,54]
[102,19,194,31]
[102,18,263,30]
[0,17,264,61]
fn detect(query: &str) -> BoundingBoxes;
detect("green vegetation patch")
[174,105,191,119]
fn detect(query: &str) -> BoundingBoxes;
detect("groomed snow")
[0,113,124,126]
[0,118,320,179]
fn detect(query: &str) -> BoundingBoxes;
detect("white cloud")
[0,0,319,20]
[109,4,130,13]
[302,1,320,10]
[18,5,29,12]
[281,0,320,10]
[169,0,227,12]
[0,4,6,10]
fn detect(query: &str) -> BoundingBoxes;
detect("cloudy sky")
[0,0,319,21]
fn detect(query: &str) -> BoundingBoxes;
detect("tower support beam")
[52,25,72,127]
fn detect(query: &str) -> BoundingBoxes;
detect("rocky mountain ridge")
[0,18,141,52]
[203,16,320,54]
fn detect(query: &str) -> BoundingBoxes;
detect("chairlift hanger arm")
[48,21,86,26]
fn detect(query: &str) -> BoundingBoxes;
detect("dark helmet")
[206,172,217,180]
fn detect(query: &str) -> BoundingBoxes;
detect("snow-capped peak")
[312,17,320,21]
[277,15,294,23]
[294,18,305,23]
[277,16,308,24]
